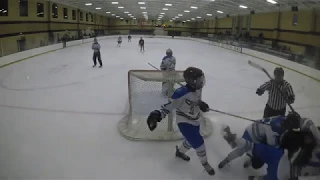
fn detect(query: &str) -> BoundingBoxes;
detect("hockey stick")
[248,60,295,112]
[147,62,261,123]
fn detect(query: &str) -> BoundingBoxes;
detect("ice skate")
[218,158,229,169]
[99,65,102,68]
[175,146,190,161]
[92,65,96,68]
[222,125,237,148]
[202,162,215,176]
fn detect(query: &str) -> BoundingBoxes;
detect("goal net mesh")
[118,70,213,141]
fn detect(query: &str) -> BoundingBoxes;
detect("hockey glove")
[147,110,162,131]
[199,101,209,112]
[256,88,264,96]
[288,95,295,104]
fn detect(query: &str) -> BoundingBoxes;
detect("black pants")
[93,52,102,66]
[140,44,144,51]
[263,104,286,118]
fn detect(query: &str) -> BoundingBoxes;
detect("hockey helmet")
[93,37,98,43]
[282,111,301,130]
[183,67,205,91]
[166,49,173,56]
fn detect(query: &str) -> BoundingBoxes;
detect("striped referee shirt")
[259,80,295,110]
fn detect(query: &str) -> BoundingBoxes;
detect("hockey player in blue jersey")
[160,49,176,96]
[147,67,215,176]
[218,112,301,169]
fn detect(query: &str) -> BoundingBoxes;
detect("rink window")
[37,3,44,17]
[0,0,8,16]
[86,13,88,21]
[80,11,83,21]
[292,14,298,26]
[19,0,28,17]
[63,8,68,19]
[90,13,93,22]
[52,4,58,18]
[72,10,76,20]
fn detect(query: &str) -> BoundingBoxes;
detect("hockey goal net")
[118,70,213,141]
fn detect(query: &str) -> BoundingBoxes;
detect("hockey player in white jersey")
[117,36,122,47]
[160,49,176,96]
[218,112,301,169]
[147,67,215,176]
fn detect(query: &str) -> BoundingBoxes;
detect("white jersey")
[159,86,202,126]
[160,55,176,71]
[245,116,285,146]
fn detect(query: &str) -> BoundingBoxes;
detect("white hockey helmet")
[166,48,173,56]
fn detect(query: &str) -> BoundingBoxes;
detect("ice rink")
[0,36,320,179]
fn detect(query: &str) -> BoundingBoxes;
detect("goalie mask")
[183,67,206,91]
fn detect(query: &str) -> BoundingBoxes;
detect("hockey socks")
[196,144,215,176]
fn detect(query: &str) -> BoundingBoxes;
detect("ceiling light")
[111,2,118,4]
[239,5,248,8]
[211,0,215,1]
[116,16,120,17]
[197,16,201,18]
[172,18,176,20]
[106,12,111,13]
[178,14,183,16]
[130,16,134,18]
[165,4,172,6]
[160,12,165,14]
[124,11,129,13]
[140,7,146,9]
[217,10,223,13]
[206,14,212,16]
[128,14,132,16]
[267,0,277,4]
[118,6,124,8]
[120,18,123,19]
[133,18,136,19]
[162,8,168,10]
[138,2,145,4]
[183,21,186,23]
[191,18,195,20]
[85,3,92,6]
[95,7,101,9]
[142,12,147,14]
[112,14,116,16]
[187,20,190,21]
[170,20,173,22]
[184,10,190,12]
[190,6,198,9]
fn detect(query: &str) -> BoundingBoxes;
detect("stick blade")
[248,60,264,71]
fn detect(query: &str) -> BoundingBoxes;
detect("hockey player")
[92,37,102,68]
[248,130,316,180]
[160,49,176,96]
[139,37,144,52]
[117,36,122,47]
[218,112,301,169]
[146,67,215,176]
[128,34,132,42]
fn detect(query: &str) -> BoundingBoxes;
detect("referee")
[256,67,295,118]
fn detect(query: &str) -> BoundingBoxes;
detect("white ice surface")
[0,37,320,179]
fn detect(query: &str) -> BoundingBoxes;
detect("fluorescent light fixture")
[138,2,145,4]
[140,7,146,9]
[190,6,198,9]
[211,0,215,1]
[172,18,176,20]
[128,14,132,16]
[106,12,111,13]
[206,14,212,16]
[118,6,124,8]
[267,0,277,4]
[95,7,101,9]
[217,10,223,13]
[178,14,183,16]
[85,3,92,6]
[120,18,124,19]
[183,21,186,23]
[142,12,147,14]
[162,8,168,10]
[165,4,172,6]
[116,16,120,17]
[191,18,195,20]
[170,20,173,22]
[197,16,201,18]
[175,16,179,18]
[239,5,248,8]
[184,10,190,12]
[111,2,118,4]
[160,12,165,14]
[112,14,116,16]
[124,11,129,13]
[130,16,134,18]
[187,20,190,21]
[133,18,136,19]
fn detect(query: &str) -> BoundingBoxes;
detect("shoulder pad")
[171,86,191,99]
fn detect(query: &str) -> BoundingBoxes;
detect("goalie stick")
[147,62,270,125]
[248,60,295,112]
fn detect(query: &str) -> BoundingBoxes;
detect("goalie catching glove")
[147,110,162,131]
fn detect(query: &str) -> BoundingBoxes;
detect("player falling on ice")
[139,37,144,52]
[147,67,215,176]
[160,49,176,97]
[117,36,122,47]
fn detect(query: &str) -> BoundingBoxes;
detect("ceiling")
[49,0,320,21]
